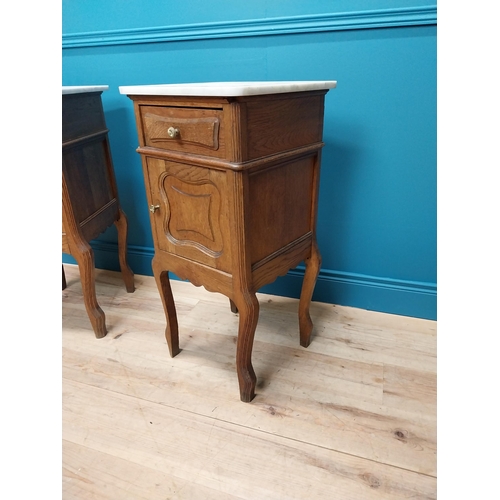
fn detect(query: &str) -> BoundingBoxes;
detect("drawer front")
[141,105,226,158]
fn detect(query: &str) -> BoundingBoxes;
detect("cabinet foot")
[234,290,259,402]
[299,240,321,348]
[115,208,135,293]
[229,299,238,314]
[153,260,180,357]
[74,242,107,338]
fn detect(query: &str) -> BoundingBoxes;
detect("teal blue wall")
[62,1,437,320]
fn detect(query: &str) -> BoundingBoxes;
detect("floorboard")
[62,264,437,499]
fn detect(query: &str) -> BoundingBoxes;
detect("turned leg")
[152,258,179,357]
[114,208,135,293]
[74,241,106,338]
[62,265,67,290]
[299,240,322,347]
[233,290,259,402]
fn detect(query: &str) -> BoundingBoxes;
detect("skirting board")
[63,242,437,321]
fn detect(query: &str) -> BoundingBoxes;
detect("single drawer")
[140,105,226,158]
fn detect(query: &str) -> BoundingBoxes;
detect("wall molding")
[63,241,436,320]
[62,6,437,49]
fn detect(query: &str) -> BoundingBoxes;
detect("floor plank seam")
[63,376,436,479]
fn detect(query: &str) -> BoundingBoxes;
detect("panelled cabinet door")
[145,157,232,272]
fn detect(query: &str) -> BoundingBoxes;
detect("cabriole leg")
[115,208,135,293]
[74,241,106,338]
[233,290,259,402]
[152,258,179,357]
[299,240,322,348]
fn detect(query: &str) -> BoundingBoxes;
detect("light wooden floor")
[62,264,437,499]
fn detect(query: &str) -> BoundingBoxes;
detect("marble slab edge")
[62,85,109,95]
[118,81,337,97]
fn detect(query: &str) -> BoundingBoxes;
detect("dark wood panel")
[62,93,106,143]
[62,140,115,224]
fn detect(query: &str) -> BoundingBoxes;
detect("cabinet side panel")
[62,140,115,224]
[62,93,106,142]
[248,157,314,266]
[245,94,325,160]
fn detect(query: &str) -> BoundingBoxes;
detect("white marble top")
[119,81,337,97]
[62,85,109,95]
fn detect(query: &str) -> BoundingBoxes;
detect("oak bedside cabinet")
[120,81,336,401]
[63,85,135,338]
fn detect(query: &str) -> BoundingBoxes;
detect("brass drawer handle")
[149,204,160,213]
[167,126,180,138]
